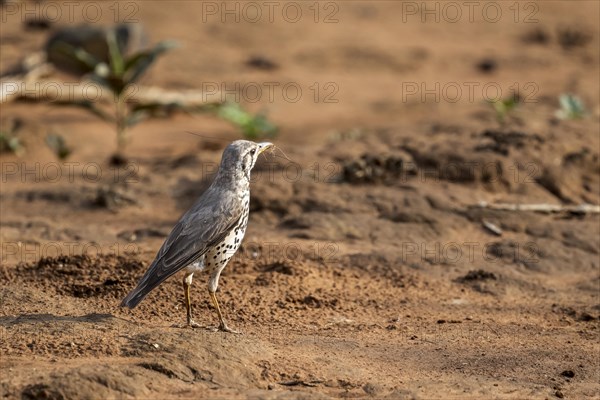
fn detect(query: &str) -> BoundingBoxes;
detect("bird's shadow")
[0,313,116,327]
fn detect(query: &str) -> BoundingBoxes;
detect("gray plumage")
[121,140,272,332]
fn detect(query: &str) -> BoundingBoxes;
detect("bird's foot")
[188,319,204,329]
[216,322,241,334]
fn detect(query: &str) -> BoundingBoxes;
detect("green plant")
[46,133,72,160]
[216,102,278,140]
[489,96,519,124]
[50,28,277,158]
[556,94,586,120]
[0,119,25,156]
[52,30,177,161]
[0,132,25,156]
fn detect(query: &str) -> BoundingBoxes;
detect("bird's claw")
[217,323,241,334]
[188,319,204,329]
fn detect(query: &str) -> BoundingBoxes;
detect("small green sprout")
[490,96,519,124]
[555,94,586,120]
[216,102,278,140]
[0,119,25,156]
[0,132,25,156]
[46,133,72,160]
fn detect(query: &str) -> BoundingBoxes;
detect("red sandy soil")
[1,1,599,399]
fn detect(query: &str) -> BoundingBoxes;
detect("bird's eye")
[250,149,256,156]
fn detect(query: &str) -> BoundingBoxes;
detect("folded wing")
[120,186,241,308]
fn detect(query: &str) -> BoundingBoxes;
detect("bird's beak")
[257,142,273,154]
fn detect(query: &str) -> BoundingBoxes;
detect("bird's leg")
[208,290,240,334]
[182,273,202,328]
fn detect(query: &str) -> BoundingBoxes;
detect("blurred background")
[1,1,599,399]
[2,1,598,159]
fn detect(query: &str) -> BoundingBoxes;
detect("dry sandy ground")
[1,1,599,399]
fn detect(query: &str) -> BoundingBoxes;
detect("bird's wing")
[121,187,242,308]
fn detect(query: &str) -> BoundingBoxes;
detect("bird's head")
[218,140,273,181]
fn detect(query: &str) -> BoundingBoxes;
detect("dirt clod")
[341,153,415,184]
[458,270,498,282]
[561,370,575,378]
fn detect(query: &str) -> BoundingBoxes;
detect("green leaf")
[46,133,72,160]
[106,30,125,77]
[489,95,520,124]
[217,102,253,125]
[216,103,278,139]
[87,70,127,97]
[247,113,278,139]
[0,132,25,156]
[50,41,101,73]
[556,94,586,120]
[124,41,178,84]
[125,109,151,127]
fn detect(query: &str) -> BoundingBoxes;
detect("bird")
[121,140,273,333]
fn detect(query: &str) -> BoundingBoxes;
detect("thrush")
[121,140,273,333]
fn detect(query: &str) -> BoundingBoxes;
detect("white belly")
[205,207,248,274]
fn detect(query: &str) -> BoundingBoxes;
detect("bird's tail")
[120,263,163,308]
[120,285,148,308]
[120,257,190,308]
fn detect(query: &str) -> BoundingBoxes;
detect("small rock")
[578,312,595,322]
[363,382,384,395]
[477,58,497,73]
[557,27,591,50]
[246,55,278,70]
[458,270,497,282]
[561,370,575,378]
[24,17,52,30]
[522,28,550,45]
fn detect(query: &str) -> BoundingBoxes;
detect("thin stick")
[475,201,600,214]
[266,145,294,163]
[184,131,232,142]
